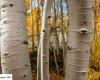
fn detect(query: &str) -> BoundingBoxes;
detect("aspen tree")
[0,28,2,74]
[0,0,32,80]
[60,0,66,73]
[53,0,60,56]
[30,0,34,52]
[0,4,2,73]
[37,1,43,80]
[65,0,93,80]
[40,0,52,80]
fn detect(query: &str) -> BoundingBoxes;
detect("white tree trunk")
[0,28,2,74]
[40,0,52,80]
[0,4,2,73]
[65,0,93,80]
[37,43,41,80]
[0,0,32,80]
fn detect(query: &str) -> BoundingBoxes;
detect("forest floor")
[30,49,100,80]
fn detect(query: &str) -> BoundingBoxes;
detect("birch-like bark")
[65,0,93,80]
[37,43,41,80]
[0,0,32,80]
[0,27,2,74]
[0,30,1,74]
[40,0,52,80]
[37,1,42,80]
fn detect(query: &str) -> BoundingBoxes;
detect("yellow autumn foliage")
[25,0,100,79]
[25,0,30,10]
[27,8,41,51]
[96,16,100,35]
[27,8,41,37]
[88,68,100,80]
[88,0,100,80]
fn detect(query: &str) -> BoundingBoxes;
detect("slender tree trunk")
[37,10,41,80]
[65,0,93,80]
[36,15,40,47]
[53,36,59,73]
[30,0,34,52]
[0,0,32,80]
[37,1,42,80]
[60,0,66,74]
[36,6,40,47]
[53,0,60,55]
[37,43,41,80]
[40,0,52,80]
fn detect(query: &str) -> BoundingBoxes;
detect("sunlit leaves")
[25,0,30,10]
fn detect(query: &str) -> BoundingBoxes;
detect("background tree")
[37,0,52,80]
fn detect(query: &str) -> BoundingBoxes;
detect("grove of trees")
[0,0,99,80]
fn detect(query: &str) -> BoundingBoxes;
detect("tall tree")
[65,0,93,80]
[0,0,32,80]
[0,29,1,74]
[0,27,2,74]
[60,0,66,74]
[0,4,2,73]
[37,0,52,80]
[37,1,40,47]
[30,0,34,52]
[53,0,60,56]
